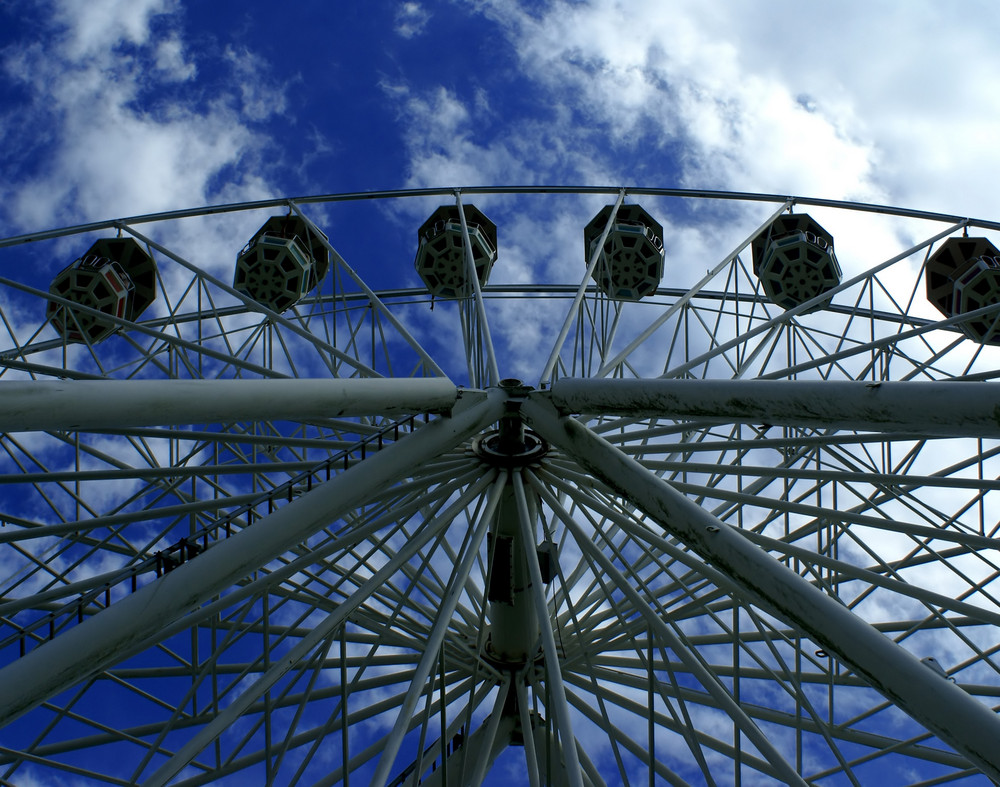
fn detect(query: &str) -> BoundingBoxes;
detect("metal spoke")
[2,187,1000,785]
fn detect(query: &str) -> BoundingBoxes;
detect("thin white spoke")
[289,201,447,378]
[3,187,1000,784]
[525,467,805,785]
[541,188,626,384]
[512,470,586,787]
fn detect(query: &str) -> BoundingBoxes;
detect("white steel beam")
[0,378,462,432]
[0,390,505,727]
[4,187,1000,252]
[594,198,793,379]
[550,377,1000,438]
[288,201,448,379]
[540,189,626,385]
[455,191,500,386]
[521,392,1000,782]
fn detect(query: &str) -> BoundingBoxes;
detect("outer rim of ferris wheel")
[0,187,998,785]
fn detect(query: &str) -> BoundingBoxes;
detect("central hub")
[473,429,547,466]
[475,380,554,668]
[473,378,548,466]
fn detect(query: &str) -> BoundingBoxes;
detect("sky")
[2,0,999,233]
[2,0,998,386]
[2,1,1000,785]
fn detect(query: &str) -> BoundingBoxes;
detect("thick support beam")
[549,377,1000,438]
[486,484,540,665]
[0,378,463,432]
[521,393,1000,782]
[0,391,505,727]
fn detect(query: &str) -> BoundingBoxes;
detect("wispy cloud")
[0,1,281,232]
[475,1,884,201]
[395,2,432,39]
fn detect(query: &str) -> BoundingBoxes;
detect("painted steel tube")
[0,377,462,432]
[0,390,504,727]
[455,191,500,385]
[549,377,1000,438]
[521,392,1000,781]
[540,188,626,384]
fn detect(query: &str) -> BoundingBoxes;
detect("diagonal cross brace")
[521,392,1000,782]
[0,390,505,727]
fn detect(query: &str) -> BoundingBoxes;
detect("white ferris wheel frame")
[0,186,997,785]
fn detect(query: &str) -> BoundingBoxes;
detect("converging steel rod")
[521,392,1000,781]
[146,472,504,787]
[0,390,505,727]
[524,468,804,785]
[369,473,506,787]
[120,223,383,379]
[288,200,448,379]
[595,198,793,379]
[658,219,968,382]
[540,188,627,384]
[549,377,1000,438]
[513,471,585,787]
[455,190,501,387]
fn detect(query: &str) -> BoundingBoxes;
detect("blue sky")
[2,1,1000,785]
[3,0,998,232]
[4,0,999,384]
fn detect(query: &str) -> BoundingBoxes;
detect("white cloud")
[477,0,1000,223]
[0,1,281,232]
[154,34,196,81]
[373,0,1000,386]
[52,0,178,58]
[382,78,610,191]
[474,0,884,204]
[225,45,291,119]
[395,2,432,39]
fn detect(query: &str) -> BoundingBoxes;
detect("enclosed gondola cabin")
[47,237,157,344]
[414,205,497,299]
[584,203,664,301]
[751,214,841,312]
[234,215,330,314]
[924,236,1000,344]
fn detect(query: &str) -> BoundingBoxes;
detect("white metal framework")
[0,187,998,785]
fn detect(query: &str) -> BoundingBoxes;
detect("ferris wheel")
[0,186,998,785]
